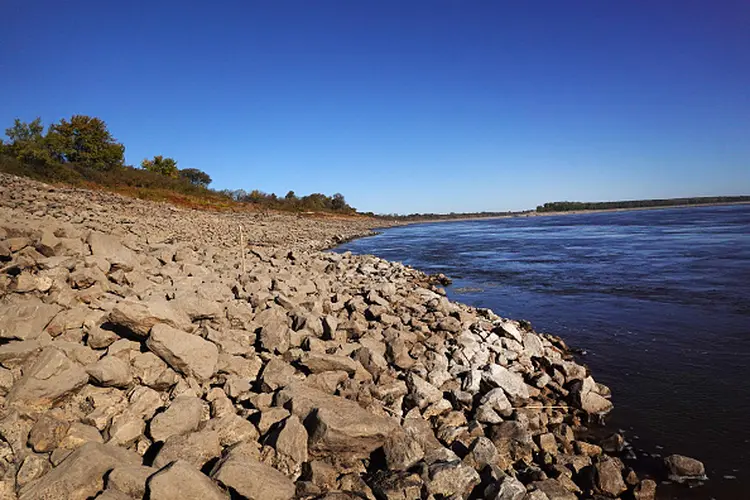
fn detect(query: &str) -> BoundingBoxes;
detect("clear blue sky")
[2,1,749,214]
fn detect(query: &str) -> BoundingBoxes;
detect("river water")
[336,205,750,499]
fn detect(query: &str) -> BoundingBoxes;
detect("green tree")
[141,155,178,177]
[247,189,268,203]
[179,167,212,187]
[4,117,51,163]
[331,193,348,211]
[46,115,124,169]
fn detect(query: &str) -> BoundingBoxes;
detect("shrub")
[179,167,212,187]
[46,115,125,169]
[141,155,178,177]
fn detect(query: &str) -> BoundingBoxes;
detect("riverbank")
[387,200,750,226]
[0,173,697,499]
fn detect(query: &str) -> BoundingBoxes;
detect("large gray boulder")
[153,429,222,469]
[146,323,218,382]
[277,383,398,458]
[148,460,227,500]
[106,465,158,498]
[149,395,203,442]
[299,352,361,375]
[8,347,89,410]
[426,460,481,497]
[18,442,140,500]
[211,450,295,500]
[482,364,530,400]
[87,231,138,271]
[86,355,132,388]
[0,299,61,341]
[595,457,627,497]
[108,298,191,339]
[664,454,707,481]
[269,415,308,477]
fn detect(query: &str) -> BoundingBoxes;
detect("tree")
[179,167,212,187]
[331,193,348,211]
[46,115,124,169]
[141,155,178,177]
[247,189,268,203]
[285,190,297,201]
[4,117,51,163]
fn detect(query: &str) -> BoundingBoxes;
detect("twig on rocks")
[239,224,246,274]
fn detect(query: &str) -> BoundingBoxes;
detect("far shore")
[379,200,750,226]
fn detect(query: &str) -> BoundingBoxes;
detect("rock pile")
[0,173,680,499]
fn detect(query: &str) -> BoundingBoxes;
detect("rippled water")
[337,205,750,499]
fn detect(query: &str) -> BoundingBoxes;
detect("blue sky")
[2,1,749,214]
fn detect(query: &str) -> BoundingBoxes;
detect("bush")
[141,155,179,177]
[179,168,212,187]
[46,115,125,169]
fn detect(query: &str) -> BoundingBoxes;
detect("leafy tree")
[141,155,178,177]
[331,193,347,211]
[4,117,51,163]
[46,115,124,169]
[247,189,268,203]
[6,117,44,143]
[179,167,212,187]
[285,190,297,200]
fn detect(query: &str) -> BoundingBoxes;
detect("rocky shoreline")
[0,173,703,499]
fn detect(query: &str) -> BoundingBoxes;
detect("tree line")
[219,189,352,213]
[376,210,530,221]
[0,115,354,213]
[536,197,750,213]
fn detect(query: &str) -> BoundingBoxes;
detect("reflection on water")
[337,205,750,499]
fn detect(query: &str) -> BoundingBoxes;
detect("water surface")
[337,205,750,499]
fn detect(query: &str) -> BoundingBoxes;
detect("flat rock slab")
[106,465,158,498]
[109,298,191,339]
[299,352,361,375]
[146,323,218,382]
[483,364,531,400]
[87,231,138,271]
[148,460,227,500]
[19,442,140,500]
[153,430,221,470]
[212,451,295,500]
[8,346,89,410]
[86,355,132,388]
[149,395,203,442]
[0,299,61,341]
[277,382,398,458]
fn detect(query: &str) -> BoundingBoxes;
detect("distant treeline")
[536,196,750,213]
[372,210,530,221]
[218,189,353,213]
[0,116,355,213]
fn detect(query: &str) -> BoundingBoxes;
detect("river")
[336,204,750,499]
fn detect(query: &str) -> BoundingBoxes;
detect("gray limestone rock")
[149,395,204,442]
[146,323,218,382]
[87,355,132,388]
[211,450,295,500]
[8,346,89,410]
[148,460,227,500]
[0,299,61,341]
[108,298,191,339]
[18,442,140,500]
